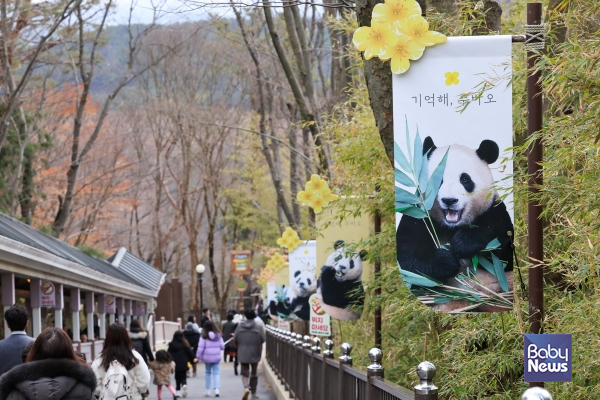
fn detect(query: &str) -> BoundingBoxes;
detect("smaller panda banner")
[287,241,317,321]
[394,36,514,314]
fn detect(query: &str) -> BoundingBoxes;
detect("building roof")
[0,213,163,294]
[108,248,165,291]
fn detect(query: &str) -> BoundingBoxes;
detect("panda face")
[425,138,499,228]
[292,269,316,297]
[325,247,363,282]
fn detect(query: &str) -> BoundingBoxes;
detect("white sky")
[110,0,232,25]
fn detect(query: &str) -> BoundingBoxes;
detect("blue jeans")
[205,362,220,390]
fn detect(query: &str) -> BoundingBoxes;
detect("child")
[149,350,177,399]
[196,321,224,397]
[168,331,198,398]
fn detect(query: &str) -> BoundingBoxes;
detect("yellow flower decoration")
[382,35,425,74]
[276,227,304,252]
[296,174,338,214]
[266,252,287,271]
[372,0,421,28]
[257,265,276,286]
[445,71,460,85]
[397,15,447,47]
[352,23,398,60]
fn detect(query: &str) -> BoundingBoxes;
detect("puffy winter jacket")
[128,328,155,364]
[0,358,96,400]
[196,332,224,364]
[167,341,195,371]
[91,350,151,400]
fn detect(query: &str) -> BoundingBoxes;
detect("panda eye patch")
[307,279,311,285]
[349,260,355,269]
[459,173,475,192]
[334,255,342,262]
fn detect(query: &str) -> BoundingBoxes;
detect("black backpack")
[132,338,144,356]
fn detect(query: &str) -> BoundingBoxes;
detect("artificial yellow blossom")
[257,265,276,286]
[372,0,421,28]
[397,15,447,47]
[276,227,304,252]
[382,35,425,74]
[445,71,460,85]
[266,252,287,271]
[353,23,398,60]
[296,174,338,214]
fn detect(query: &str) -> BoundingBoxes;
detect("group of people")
[0,305,266,400]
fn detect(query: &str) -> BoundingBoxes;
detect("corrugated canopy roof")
[107,248,165,291]
[0,213,162,292]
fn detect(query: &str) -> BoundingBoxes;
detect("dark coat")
[167,341,195,371]
[222,321,238,350]
[183,323,200,351]
[0,358,96,400]
[128,328,155,364]
[0,333,35,376]
[233,320,265,364]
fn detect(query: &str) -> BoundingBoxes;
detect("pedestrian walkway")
[146,360,276,400]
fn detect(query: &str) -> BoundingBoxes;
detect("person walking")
[200,308,211,329]
[0,327,96,399]
[148,350,178,399]
[196,321,224,397]
[233,309,266,400]
[129,319,155,365]
[0,305,35,376]
[167,331,197,398]
[183,316,201,377]
[221,313,238,375]
[92,323,151,400]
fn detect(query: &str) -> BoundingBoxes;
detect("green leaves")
[399,266,442,288]
[424,149,449,210]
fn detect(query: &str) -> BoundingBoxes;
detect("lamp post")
[195,264,205,322]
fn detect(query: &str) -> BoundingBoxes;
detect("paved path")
[146,360,276,400]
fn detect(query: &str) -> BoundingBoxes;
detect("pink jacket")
[196,331,224,364]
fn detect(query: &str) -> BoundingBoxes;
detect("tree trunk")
[355,0,394,166]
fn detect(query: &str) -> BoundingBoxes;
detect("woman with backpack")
[0,327,96,400]
[167,331,197,398]
[92,323,151,400]
[129,319,155,365]
[196,321,224,397]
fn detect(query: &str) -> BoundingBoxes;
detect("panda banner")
[394,36,514,313]
[287,240,317,320]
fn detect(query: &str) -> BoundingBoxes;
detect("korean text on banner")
[393,36,514,314]
[309,294,331,336]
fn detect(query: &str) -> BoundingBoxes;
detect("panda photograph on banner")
[394,36,514,313]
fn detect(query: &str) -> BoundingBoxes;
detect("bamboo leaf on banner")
[395,167,415,187]
[485,238,501,250]
[491,253,509,292]
[394,141,412,173]
[478,256,495,276]
[399,266,441,288]
[472,255,479,270]
[413,128,423,187]
[418,131,429,191]
[424,149,449,210]
[405,118,412,163]
[395,186,421,204]
[398,206,428,219]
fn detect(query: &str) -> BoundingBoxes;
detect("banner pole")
[526,2,544,388]
[374,186,382,349]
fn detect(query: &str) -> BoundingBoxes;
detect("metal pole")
[527,2,544,387]
[374,194,382,349]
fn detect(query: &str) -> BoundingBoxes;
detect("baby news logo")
[524,334,572,382]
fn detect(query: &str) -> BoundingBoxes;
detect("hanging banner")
[309,294,331,336]
[40,281,55,307]
[104,295,116,313]
[231,250,252,275]
[277,319,290,331]
[394,36,514,314]
[286,241,317,321]
[136,302,147,315]
[315,203,369,320]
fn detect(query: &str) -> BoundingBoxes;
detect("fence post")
[338,343,352,400]
[414,362,438,400]
[522,387,553,400]
[323,339,334,358]
[311,337,321,353]
[366,348,384,400]
[310,337,320,400]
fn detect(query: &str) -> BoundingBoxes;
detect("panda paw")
[449,229,492,258]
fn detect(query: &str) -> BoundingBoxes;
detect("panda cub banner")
[287,241,317,320]
[394,36,514,313]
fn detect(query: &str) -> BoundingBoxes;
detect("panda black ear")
[294,270,301,277]
[423,136,436,159]
[476,140,499,164]
[333,240,345,250]
[359,250,368,261]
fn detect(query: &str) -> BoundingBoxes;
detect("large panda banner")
[394,36,514,313]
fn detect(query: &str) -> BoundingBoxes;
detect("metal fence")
[265,325,554,400]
